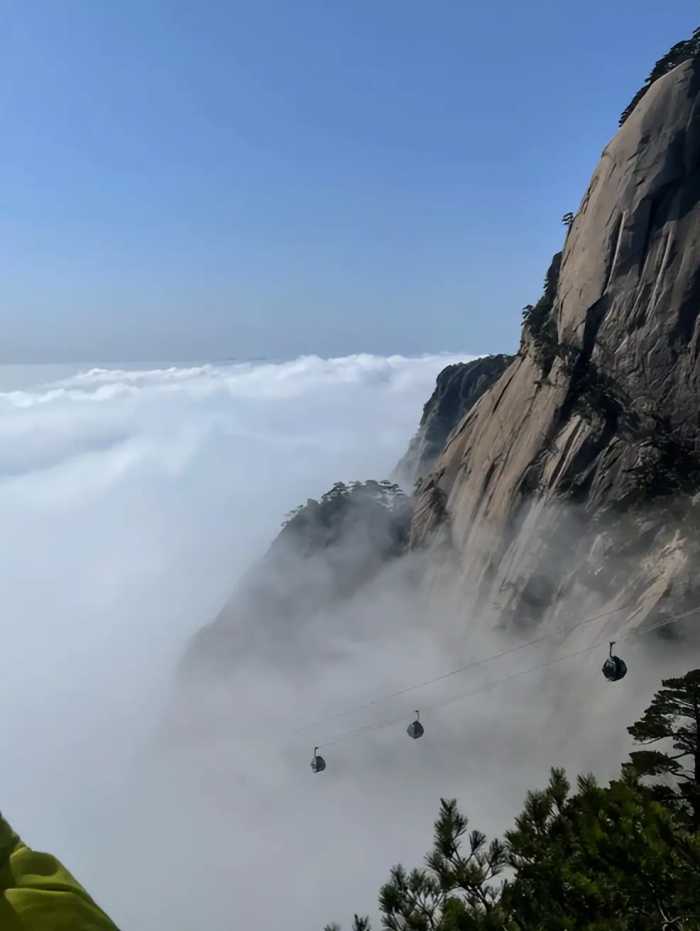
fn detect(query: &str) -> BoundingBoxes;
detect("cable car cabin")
[602,642,627,682]
[407,711,424,740]
[310,747,326,773]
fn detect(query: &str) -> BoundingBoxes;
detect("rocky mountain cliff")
[183,35,700,681]
[412,54,700,636]
[181,352,505,676]
[394,355,513,489]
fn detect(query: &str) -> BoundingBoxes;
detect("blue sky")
[1,1,697,362]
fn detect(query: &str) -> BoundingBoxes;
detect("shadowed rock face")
[395,355,513,489]
[412,57,700,635]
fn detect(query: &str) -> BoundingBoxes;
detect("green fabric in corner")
[0,815,119,930]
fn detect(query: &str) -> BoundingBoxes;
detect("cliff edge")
[395,355,513,489]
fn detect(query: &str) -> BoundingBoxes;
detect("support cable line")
[294,602,631,737]
[314,603,700,753]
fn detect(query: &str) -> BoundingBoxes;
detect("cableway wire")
[294,602,631,737]
[317,603,700,750]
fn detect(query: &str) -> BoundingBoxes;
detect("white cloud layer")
[0,352,469,926]
[0,353,694,931]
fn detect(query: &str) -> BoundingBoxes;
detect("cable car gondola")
[602,641,627,682]
[310,746,326,773]
[406,710,424,740]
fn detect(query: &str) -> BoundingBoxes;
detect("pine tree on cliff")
[626,669,700,828]
[619,26,700,125]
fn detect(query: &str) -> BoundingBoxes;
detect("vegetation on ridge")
[619,26,700,125]
[520,251,562,377]
[283,481,409,530]
[279,480,412,559]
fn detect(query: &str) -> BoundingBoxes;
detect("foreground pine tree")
[626,668,700,828]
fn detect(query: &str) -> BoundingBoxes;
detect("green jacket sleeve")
[0,815,119,930]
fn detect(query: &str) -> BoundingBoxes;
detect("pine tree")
[505,768,700,930]
[626,669,700,828]
[619,27,700,125]
[376,799,505,931]
[352,917,372,931]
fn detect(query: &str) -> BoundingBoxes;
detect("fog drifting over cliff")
[0,353,693,930]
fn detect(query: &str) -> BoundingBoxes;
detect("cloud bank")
[0,352,693,931]
[0,352,467,926]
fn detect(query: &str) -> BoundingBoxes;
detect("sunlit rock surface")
[412,59,700,637]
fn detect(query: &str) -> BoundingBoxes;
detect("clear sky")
[1,1,698,363]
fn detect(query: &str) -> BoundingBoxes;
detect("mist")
[1,353,697,931]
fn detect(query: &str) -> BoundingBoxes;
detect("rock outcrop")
[183,481,412,675]
[411,57,700,637]
[394,355,513,489]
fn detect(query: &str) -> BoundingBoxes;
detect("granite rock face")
[183,53,700,687]
[411,58,700,637]
[395,355,513,489]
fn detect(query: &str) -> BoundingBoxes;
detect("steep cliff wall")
[395,355,513,489]
[412,57,700,637]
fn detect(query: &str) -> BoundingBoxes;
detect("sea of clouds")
[0,353,691,931]
[0,352,467,926]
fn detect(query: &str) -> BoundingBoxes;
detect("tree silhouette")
[377,799,505,930]
[627,669,700,828]
[620,27,700,125]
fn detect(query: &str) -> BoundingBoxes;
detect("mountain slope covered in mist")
[183,480,413,676]
[181,358,505,677]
